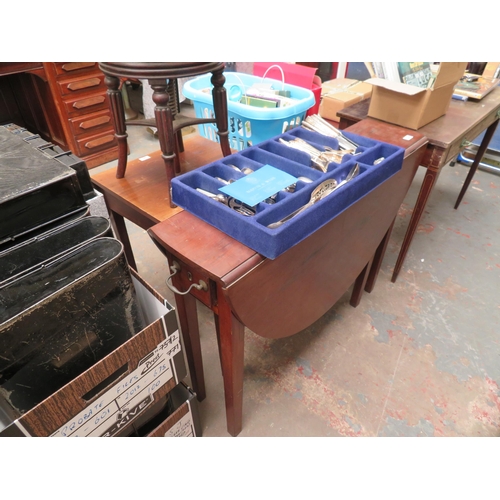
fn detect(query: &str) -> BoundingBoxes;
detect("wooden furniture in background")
[0,63,119,169]
[147,120,427,436]
[337,88,500,282]
[98,62,232,207]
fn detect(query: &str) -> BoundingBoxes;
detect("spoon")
[267,179,338,229]
[284,175,314,193]
[227,164,254,175]
[330,162,360,193]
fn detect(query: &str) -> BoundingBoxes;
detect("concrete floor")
[90,102,500,437]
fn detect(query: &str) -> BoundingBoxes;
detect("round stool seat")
[99,62,225,80]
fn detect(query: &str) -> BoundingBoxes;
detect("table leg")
[391,166,440,283]
[216,283,245,437]
[210,69,232,158]
[107,209,137,271]
[454,119,499,209]
[365,217,396,293]
[171,274,206,402]
[149,78,177,208]
[104,75,128,178]
[350,258,373,308]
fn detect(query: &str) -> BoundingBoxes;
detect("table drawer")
[63,91,110,117]
[68,109,114,138]
[74,129,117,157]
[53,62,98,78]
[443,112,500,166]
[57,72,107,97]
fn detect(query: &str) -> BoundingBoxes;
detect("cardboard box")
[321,78,359,95]
[320,91,362,121]
[131,383,201,437]
[319,80,373,122]
[253,62,322,116]
[0,270,187,437]
[366,62,467,130]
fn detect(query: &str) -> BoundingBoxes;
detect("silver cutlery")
[267,179,338,229]
[279,137,354,173]
[302,114,359,151]
[266,163,360,229]
[196,188,255,216]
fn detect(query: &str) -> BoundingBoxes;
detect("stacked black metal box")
[0,125,200,437]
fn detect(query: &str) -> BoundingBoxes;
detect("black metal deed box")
[0,126,87,247]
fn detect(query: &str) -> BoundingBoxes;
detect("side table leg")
[107,208,137,271]
[149,78,177,208]
[365,217,396,293]
[217,283,245,437]
[391,167,440,283]
[211,69,232,157]
[350,258,373,308]
[454,119,499,209]
[104,75,128,178]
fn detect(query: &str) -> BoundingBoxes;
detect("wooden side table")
[90,135,225,269]
[99,62,232,207]
[148,120,428,436]
[337,88,500,281]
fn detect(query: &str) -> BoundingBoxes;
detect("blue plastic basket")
[182,72,315,151]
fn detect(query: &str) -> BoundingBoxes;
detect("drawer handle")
[73,95,105,109]
[62,62,95,72]
[80,115,110,129]
[461,139,472,148]
[84,135,114,149]
[166,261,208,295]
[67,77,101,91]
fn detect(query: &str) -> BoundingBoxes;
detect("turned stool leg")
[105,75,128,178]
[211,68,231,157]
[150,78,177,208]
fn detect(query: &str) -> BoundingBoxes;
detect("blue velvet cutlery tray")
[171,127,405,259]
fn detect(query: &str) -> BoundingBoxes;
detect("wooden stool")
[99,62,232,207]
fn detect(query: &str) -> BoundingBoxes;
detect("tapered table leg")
[107,208,137,271]
[216,283,245,437]
[350,258,373,307]
[454,119,499,209]
[391,167,440,283]
[365,217,396,293]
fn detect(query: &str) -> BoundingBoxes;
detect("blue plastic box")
[171,128,405,259]
[182,72,315,151]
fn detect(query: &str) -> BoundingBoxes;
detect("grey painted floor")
[90,101,500,438]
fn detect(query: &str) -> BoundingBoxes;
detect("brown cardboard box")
[321,78,358,95]
[0,270,187,437]
[138,383,201,437]
[320,91,362,121]
[319,80,373,121]
[366,62,468,130]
